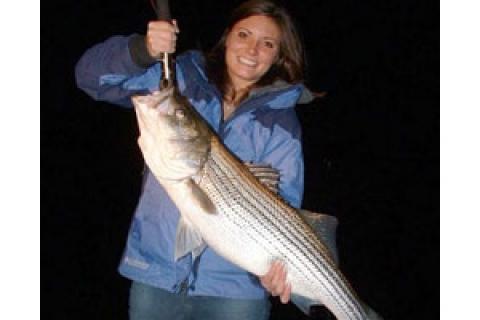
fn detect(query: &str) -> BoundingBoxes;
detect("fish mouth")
[155,86,175,101]
[131,86,175,113]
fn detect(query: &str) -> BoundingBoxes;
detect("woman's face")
[225,15,281,91]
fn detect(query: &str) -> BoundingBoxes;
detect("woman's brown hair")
[205,0,305,101]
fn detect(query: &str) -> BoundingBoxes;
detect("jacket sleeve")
[75,34,161,108]
[259,109,304,209]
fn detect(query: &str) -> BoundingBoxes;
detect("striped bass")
[132,86,381,320]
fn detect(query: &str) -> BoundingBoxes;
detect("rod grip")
[156,0,171,21]
[155,0,173,89]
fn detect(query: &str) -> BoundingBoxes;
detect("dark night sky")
[42,0,439,319]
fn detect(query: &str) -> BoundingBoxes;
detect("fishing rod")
[154,0,174,89]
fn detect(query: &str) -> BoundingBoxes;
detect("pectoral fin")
[185,178,216,215]
[174,180,215,261]
[175,217,207,261]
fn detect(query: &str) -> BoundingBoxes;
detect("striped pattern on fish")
[132,87,381,320]
[196,136,367,319]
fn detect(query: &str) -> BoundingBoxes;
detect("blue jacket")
[75,34,309,300]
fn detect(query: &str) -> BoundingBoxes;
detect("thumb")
[172,19,180,33]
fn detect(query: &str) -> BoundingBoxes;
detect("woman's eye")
[238,31,248,38]
[264,41,275,49]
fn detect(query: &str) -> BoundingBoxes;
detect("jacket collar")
[245,80,314,110]
[187,51,314,108]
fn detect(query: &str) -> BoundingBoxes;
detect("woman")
[75,1,313,319]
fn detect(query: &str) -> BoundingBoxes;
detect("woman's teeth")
[238,57,257,67]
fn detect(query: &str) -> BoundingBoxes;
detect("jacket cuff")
[128,34,157,68]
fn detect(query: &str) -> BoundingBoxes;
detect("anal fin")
[291,293,322,316]
[174,216,207,261]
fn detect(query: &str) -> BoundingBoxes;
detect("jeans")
[129,281,271,320]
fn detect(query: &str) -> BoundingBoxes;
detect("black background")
[42,0,438,319]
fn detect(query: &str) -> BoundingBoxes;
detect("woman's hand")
[260,261,292,304]
[145,20,180,58]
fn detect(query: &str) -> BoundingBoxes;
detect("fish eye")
[175,109,185,119]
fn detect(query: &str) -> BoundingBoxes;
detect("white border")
[441,0,480,318]
[0,1,40,319]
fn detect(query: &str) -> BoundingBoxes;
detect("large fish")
[132,86,381,320]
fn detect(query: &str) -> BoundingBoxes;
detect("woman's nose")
[247,39,259,55]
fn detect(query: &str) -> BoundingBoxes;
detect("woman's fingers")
[146,20,179,56]
[260,261,291,303]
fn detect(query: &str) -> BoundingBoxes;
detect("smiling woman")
[74,0,313,319]
[225,15,281,93]
[206,0,305,108]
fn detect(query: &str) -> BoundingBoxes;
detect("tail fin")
[362,301,383,320]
